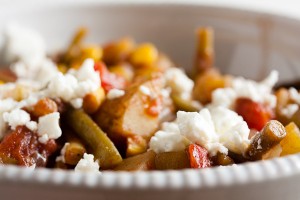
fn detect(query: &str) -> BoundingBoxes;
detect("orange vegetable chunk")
[280,122,300,156]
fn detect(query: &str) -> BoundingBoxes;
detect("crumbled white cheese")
[210,106,250,155]
[11,58,58,86]
[3,109,31,130]
[46,73,78,101]
[176,110,218,145]
[25,121,37,131]
[37,112,62,144]
[281,104,299,118]
[164,68,194,99]
[75,59,100,86]
[211,70,278,109]
[0,98,18,112]
[34,59,59,85]
[107,88,125,100]
[0,94,40,137]
[210,88,236,109]
[2,24,46,66]
[46,59,100,108]
[70,98,83,109]
[75,153,100,173]
[150,107,250,156]
[56,142,70,163]
[160,87,171,98]
[0,58,102,136]
[205,143,229,155]
[10,62,29,78]
[16,94,40,109]
[149,122,190,153]
[139,85,152,96]
[38,134,49,144]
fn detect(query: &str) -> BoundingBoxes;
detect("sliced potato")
[114,150,156,171]
[94,74,166,156]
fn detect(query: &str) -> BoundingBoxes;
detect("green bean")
[64,109,122,169]
[246,120,286,160]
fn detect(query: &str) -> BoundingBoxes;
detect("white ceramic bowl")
[1,1,300,200]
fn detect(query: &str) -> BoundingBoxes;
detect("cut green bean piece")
[65,109,122,169]
[246,120,286,160]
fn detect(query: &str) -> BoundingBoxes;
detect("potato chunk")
[94,74,166,156]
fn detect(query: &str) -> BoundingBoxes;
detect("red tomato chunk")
[94,62,126,93]
[187,144,211,169]
[0,126,57,167]
[235,98,273,131]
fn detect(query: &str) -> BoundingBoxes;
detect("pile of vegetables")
[0,27,300,172]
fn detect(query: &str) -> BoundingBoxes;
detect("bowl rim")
[1,0,300,190]
[1,153,300,190]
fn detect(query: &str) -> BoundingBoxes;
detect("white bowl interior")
[1,2,300,82]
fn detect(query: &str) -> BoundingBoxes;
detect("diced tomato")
[187,144,211,169]
[0,126,57,167]
[94,62,126,93]
[235,97,274,131]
